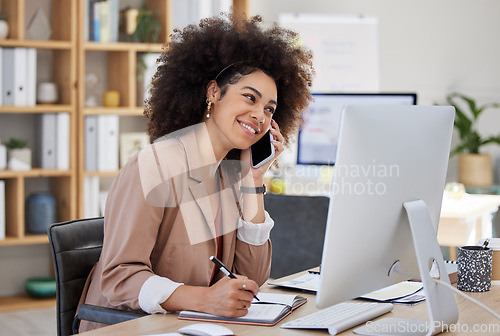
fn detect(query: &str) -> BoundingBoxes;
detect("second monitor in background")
[297,93,417,166]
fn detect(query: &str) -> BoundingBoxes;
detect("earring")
[206,99,212,119]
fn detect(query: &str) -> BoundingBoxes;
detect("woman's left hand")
[241,119,284,178]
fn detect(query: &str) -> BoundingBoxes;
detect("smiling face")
[205,70,277,160]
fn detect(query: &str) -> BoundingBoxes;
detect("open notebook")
[178,293,307,326]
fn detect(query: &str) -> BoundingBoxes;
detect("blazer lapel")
[178,125,218,242]
[188,182,216,239]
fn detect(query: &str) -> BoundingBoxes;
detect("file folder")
[26,48,37,106]
[56,113,70,170]
[40,113,57,169]
[2,48,28,106]
[85,116,98,171]
[97,115,119,171]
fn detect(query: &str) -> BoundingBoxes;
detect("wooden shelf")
[84,107,145,116]
[0,39,73,49]
[84,41,164,52]
[0,105,74,114]
[0,235,49,247]
[0,294,56,313]
[0,169,72,178]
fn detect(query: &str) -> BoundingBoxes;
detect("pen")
[210,256,260,301]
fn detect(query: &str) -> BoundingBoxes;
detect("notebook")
[178,293,307,326]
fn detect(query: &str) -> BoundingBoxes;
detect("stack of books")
[85,0,120,42]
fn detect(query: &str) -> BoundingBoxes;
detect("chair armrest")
[73,303,148,333]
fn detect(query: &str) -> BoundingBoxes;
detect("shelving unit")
[0,0,249,312]
[0,0,77,311]
[0,0,77,243]
[76,0,167,218]
[76,0,249,217]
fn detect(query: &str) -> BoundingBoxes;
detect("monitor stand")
[354,199,459,336]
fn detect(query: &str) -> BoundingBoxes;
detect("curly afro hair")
[145,13,314,154]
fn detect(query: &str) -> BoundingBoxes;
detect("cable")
[433,278,500,320]
[392,260,500,321]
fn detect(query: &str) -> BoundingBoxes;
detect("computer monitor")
[297,93,417,166]
[316,104,459,334]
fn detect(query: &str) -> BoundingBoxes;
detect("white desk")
[438,194,500,259]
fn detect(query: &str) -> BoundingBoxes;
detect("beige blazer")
[81,125,272,331]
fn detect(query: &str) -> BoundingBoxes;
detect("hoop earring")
[206,99,212,119]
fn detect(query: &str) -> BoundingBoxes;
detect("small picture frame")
[119,132,150,167]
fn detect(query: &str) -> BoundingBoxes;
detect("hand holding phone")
[250,130,275,168]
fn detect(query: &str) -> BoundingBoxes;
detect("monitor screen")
[297,93,417,166]
[316,104,458,333]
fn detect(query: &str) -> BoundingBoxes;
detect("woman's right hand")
[203,276,259,318]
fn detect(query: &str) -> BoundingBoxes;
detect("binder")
[56,112,70,170]
[83,177,91,217]
[2,48,15,105]
[2,47,28,106]
[85,116,98,171]
[212,0,232,15]
[26,48,37,106]
[0,180,5,240]
[0,47,3,106]
[142,53,161,103]
[84,176,100,218]
[97,115,119,171]
[40,113,57,169]
[13,48,28,106]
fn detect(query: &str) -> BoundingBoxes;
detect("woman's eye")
[244,94,255,102]
[265,107,275,114]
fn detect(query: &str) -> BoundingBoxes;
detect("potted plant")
[131,4,160,43]
[6,137,31,171]
[446,92,500,187]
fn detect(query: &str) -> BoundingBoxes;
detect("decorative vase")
[103,90,120,107]
[0,20,8,39]
[37,82,58,104]
[7,148,32,171]
[25,192,56,234]
[458,153,493,188]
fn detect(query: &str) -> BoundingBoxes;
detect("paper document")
[268,273,320,292]
[359,281,423,301]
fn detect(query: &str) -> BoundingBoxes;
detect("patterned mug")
[457,245,492,292]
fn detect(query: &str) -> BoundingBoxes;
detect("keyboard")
[281,301,393,335]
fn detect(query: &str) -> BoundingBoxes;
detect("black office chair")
[48,217,146,336]
[264,194,330,279]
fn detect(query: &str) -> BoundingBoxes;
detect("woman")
[80,13,313,331]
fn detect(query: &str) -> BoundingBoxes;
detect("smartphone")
[250,130,275,168]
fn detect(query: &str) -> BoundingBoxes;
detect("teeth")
[240,122,256,134]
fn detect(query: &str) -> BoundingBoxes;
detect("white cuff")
[237,211,274,246]
[138,275,184,314]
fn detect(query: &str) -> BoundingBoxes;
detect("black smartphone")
[250,130,275,168]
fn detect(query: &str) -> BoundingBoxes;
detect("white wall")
[250,0,500,182]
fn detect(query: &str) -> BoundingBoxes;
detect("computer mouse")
[178,323,234,336]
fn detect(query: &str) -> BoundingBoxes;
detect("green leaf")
[6,137,27,149]
[445,92,500,155]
